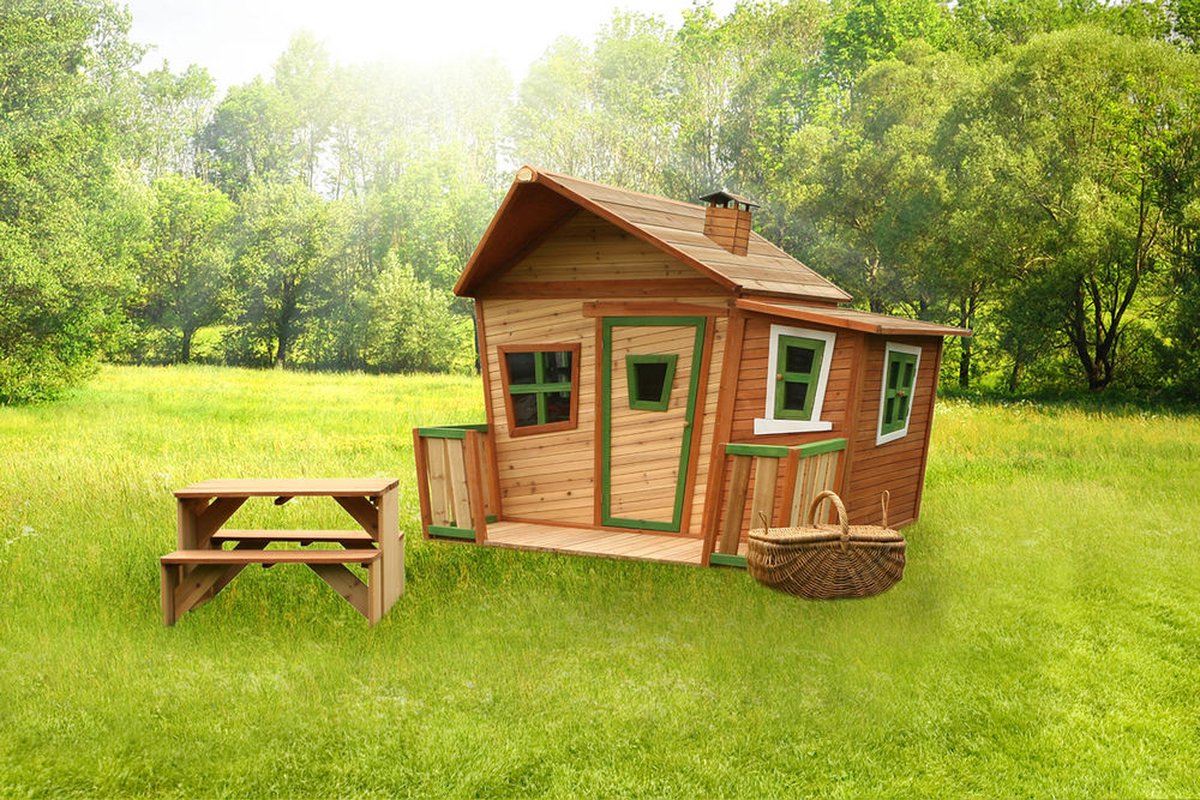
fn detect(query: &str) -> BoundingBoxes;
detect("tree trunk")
[180,327,195,364]
[957,295,975,389]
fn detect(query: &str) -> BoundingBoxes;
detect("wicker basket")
[746,490,905,599]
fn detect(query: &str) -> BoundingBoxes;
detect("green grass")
[1,366,1198,798]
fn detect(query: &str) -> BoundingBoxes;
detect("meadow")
[1,365,1197,798]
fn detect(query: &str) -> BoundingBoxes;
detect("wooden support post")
[699,309,747,565]
[161,563,178,626]
[718,455,753,555]
[375,486,404,615]
[412,429,434,538]
[464,430,489,544]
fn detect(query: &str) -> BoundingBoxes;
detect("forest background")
[3,0,1200,404]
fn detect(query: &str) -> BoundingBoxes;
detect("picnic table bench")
[161,478,404,626]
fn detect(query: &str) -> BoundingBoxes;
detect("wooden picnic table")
[160,478,404,626]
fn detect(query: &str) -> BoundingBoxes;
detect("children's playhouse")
[412,166,969,566]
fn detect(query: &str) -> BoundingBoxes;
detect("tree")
[198,79,299,198]
[0,0,142,403]
[134,175,234,362]
[226,181,346,367]
[131,62,216,180]
[363,256,474,374]
[945,27,1200,390]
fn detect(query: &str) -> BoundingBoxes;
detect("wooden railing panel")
[413,424,493,541]
[717,455,752,555]
[705,438,848,566]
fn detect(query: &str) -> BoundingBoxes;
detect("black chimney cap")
[700,190,759,210]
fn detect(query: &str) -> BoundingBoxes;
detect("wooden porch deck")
[482,521,706,565]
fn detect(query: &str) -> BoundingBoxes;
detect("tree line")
[2,0,1199,404]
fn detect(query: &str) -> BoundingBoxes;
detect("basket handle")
[880,490,890,530]
[756,510,771,535]
[809,490,851,549]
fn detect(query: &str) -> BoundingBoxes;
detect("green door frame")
[600,316,707,532]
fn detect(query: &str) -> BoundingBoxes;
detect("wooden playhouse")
[412,166,969,566]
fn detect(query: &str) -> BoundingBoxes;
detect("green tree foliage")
[226,181,347,367]
[364,257,474,374]
[131,62,216,179]
[0,0,142,403]
[946,27,1200,390]
[132,175,234,362]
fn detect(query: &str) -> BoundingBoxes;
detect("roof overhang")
[454,166,736,297]
[736,298,972,337]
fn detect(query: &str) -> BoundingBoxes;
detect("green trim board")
[625,354,677,411]
[427,525,476,540]
[795,437,847,457]
[600,316,707,533]
[724,439,846,459]
[725,443,791,458]
[708,553,747,568]
[417,423,489,439]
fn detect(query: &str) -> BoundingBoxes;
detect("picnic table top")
[174,478,399,498]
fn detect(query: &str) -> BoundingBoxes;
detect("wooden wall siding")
[844,336,940,528]
[685,315,725,537]
[607,324,698,525]
[495,210,716,285]
[711,317,863,544]
[730,316,859,443]
[481,295,727,528]
[483,298,596,524]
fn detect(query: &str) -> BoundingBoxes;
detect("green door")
[600,316,707,531]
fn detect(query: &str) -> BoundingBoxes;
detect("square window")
[499,345,581,435]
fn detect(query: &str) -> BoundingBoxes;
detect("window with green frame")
[773,334,827,421]
[625,354,677,411]
[500,345,579,434]
[878,345,919,443]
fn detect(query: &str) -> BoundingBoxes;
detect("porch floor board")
[482,521,704,566]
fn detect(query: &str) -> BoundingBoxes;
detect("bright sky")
[127,0,736,89]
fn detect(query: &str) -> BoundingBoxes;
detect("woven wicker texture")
[747,490,905,599]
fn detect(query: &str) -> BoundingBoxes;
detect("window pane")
[506,352,537,385]
[633,362,669,403]
[902,361,914,390]
[884,397,895,424]
[783,380,808,411]
[888,359,901,389]
[544,391,572,423]
[511,393,538,427]
[785,344,815,375]
[543,351,572,384]
[898,396,909,421]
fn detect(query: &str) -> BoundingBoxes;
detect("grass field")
[1,365,1198,798]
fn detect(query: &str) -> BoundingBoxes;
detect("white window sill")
[754,418,834,436]
[875,427,910,446]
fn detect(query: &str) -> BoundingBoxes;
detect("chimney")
[700,190,758,256]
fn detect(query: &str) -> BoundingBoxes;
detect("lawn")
[1,365,1197,798]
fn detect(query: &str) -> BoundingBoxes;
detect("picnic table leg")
[161,563,179,626]
[376,487,404,617]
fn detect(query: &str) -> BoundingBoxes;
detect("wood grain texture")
[843,336,941,527]
[175,479,398,498]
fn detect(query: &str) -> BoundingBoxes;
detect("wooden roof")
[735,298,972,337]
[454,166,852,303]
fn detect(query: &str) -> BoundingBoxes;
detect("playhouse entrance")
[599,316,707,532]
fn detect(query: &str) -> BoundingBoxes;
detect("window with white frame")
[876,342,921,446]
[754,324,836,435]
